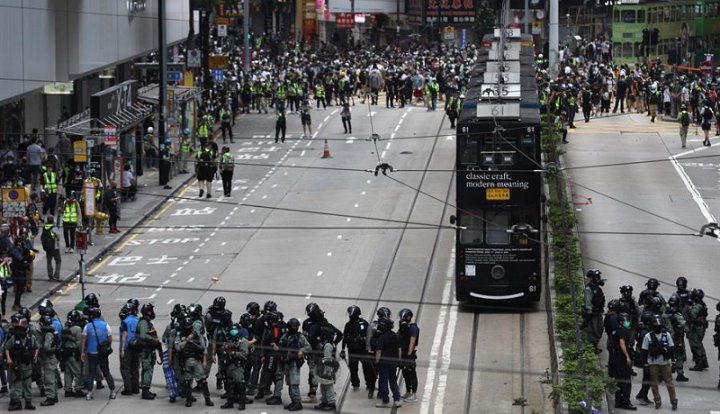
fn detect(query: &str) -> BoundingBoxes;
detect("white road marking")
[402,112,408,118]
[284,172,288,175]
[221,242,227,246]
[398,119,404,125]
[385,142,391,150]
[346,217,351,222]
[300,150,306,157]
[381,150,386,159]
[305,293,313,299]
[229,211,235,215]
[250,209,256,213]
[337,235,342,240]
[327,252,332,257]
[353,203,359,208]
[224,216,230,220]
[323,116,330,122]
[176,267,183,271]
[421,248,455,414]
[312,132,318,138]
[361,191,366,195]
[220,221,226,225]
[262,195,267,199]
[669,149,720,241]
[232,207,239,211]
[306,140,312,147]
[331,109,338,115]
[163,280,170,285]
[316,271,323,277]
[394,125,400,132]
[183,261,189,265]
[155,287,163,292]
[390,133,395,139]
[210,232,216,237]
[199,243,205,247]
[436,251,459,414]
[167,299,175,305]
[149,294,157,299]
[204,238,210,242]
[318,123,323,128]
[446,135,455,141]
[187,277,195,283]
[271,184,277,188]
[366,179,371,184]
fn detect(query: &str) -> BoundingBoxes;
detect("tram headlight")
[490,264,506,280]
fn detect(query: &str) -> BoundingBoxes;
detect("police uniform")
[220,328,252,410]
[39,322,60,405]
[608,316,635,410]
[41,170,58,216]
[136,316,160,397]
[664,303,687,380]
[275,107,287,143]
[5,323,38,411]
[583,280,605,351]
[119,313,140,394]
[175,325,213,407]
[283,332,309,410]
[342,316,375,393]
[316,341,337,410]
[686,299,709,370]
[61,322,84,397]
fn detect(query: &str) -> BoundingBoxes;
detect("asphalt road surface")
[565,112,720,413]
[22,97,553,414]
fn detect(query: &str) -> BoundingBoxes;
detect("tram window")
[460,135,478,165]
[622,43,633,58]
[621,10,636,23]
[459,212,484,245]
[637,10,645,23]
[614,10,620,23]
[486,211,511,245]
[649,8,657,24]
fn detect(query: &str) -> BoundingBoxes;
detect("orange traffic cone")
[321,139,332,158]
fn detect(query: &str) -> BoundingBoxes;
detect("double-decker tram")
[453,28,544,303]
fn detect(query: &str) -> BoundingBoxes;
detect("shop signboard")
[104,126,118,149]
[335,13,354,29]
[187,49,201,68]
[209,55,230,69]
[217,24,228,37]
[2,188,27,218]
[74,140,88,163]
[91,80,138,120]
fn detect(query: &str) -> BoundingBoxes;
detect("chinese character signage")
[406,0,474,16]
[335,13,355,29]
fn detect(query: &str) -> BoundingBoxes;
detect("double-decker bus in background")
[452,29,544,304]
[611,0,720,67]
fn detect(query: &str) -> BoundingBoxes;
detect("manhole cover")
[400,151,413,154]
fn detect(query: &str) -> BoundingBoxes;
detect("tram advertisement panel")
[457,170,541,206]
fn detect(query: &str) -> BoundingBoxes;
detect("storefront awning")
[46,102,152,136]
[138,84,203,106]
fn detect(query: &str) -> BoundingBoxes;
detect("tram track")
[335,113,454,413]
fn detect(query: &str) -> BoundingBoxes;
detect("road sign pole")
[158,0,167,187]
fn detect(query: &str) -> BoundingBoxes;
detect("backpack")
[703,107,713,121]
[681,112,690,127]
[369,72,381,89]
[41,227,56,252]
[198,150,213,169]
[647,332,671,358]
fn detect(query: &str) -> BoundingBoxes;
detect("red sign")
[335,13,354,29]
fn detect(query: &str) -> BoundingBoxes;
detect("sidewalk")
[20,163,196,312]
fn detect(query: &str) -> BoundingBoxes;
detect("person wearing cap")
[219,147,234,197]
[178,130,192,174]
[40,215,61,280]
[103,183,120,233]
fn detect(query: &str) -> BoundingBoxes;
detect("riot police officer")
[136,304,161,399]
[639,278,665,308]
[714,302,720,389]
[583,269,606,352]
[634,312,655,406]
[367,307,392,398]
[220,323,252,410]
[664,296,688,381]
[5,316,38,411]
[619,286,640,345]
[314,325,339,411]
[119,303,140,396]
[604,299,625,352]
[398,308,419,402]
[162,304,186,402]
[279,318,311,411]
[687,288,709,371]
[340,305,375,395]
[38,315,60,406]
[609,313,636,411]
[302,303,323,401]
[175,314,213,407]
[245,301,262,396]
[205,296,231,390]
[256,310,284,404]
[670,276,691,309]
[61,310,84,398]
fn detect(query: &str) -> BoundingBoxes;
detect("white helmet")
[147,126,154,134]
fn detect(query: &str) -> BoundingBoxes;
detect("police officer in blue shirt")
[119,302,140,395]
[80,307,116,400]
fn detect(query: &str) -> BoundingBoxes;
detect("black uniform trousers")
[609,350,632,406]
[221,170,233,196]
[348,351,376,390]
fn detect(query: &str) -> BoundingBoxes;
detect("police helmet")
[263,300,277,314]
[586,269,602,280]
[239,313,252,328]
[676,276,688,290]
[212,296,227,310]
[648,295,664,311]
[619,285,633,295]
[39,298,54,311]
[84,293,100,308]
[246,302,260,316]
[67,309,83,326]
[141,303,156,320]
[179,315,194,331]
[171,304,187,319]
[118,303,132,320]
[377,307,392,320]
[640,311,655,326]
[287,318,301,334]
[125,301,138,316]
[607,299,625,312]
[377,318,394,332]
[19,307,31,321]
[716,302,720,312]
[147,127,154,134]
[306,302,319,317]
[39,301,56,318]
[39,314,54,327]
[188,303,203,319]
[228,323,241,338]
[667,296,680,309]
[651,315,663,328]
[646,278,660,290]
[222,146,230,153]
[127,298,140,310]
[12,317,28,332]
[347,305,362,320]
[276,311,284,321]
[691,288,704,301]
[87,307,102,319]
[264,311,279,326]
[399,308,414,322]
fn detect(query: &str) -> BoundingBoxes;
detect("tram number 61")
[528,285,537,292]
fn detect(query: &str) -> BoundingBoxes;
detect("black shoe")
[121,390,133,396]
[216,379,223,390]
[676,374,689,382]
[314,402,329,410]
[220,398,235,409]
[24,402,36,410]
[39,399,54,407]
[141,388,156,400]
[254,391,266,400]
[322,403,336,411]
[615,403,637,411]
[671,399,678,411]
[205,397,214,407]
[286,401,303,411]
[199,189,204,198]
[655,401,661,409]
[689,365,705,371]
[635,395,651,406]
[8,401,22,411]
[368,389,375,399]
[95,381,105,390]
[73,390,86,398]
[132,387,140,394]
[265,396,282,405]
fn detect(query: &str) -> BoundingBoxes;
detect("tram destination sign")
[458,171,541,205]
[483,72,521,84]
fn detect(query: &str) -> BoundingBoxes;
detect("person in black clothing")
[581,85,593,122]
[398,309,419,402]
[340,306,375,394]
[610,313,637,411]
[634,312,654,406]
[385,76,396,108]
[103,182,120,233]
[374,318,402,408]
[613,76,628,114]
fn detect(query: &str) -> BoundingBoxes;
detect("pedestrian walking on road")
[61,194,82,253]
[678,105,691,148]
[40,217,61,280]
[275,105,287,143]
[341,103,352,134]
[219,147,234,197]
[103,183,120,233]
[701,101,714,146]
[195,145,215,199]
[300,100,312,138]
